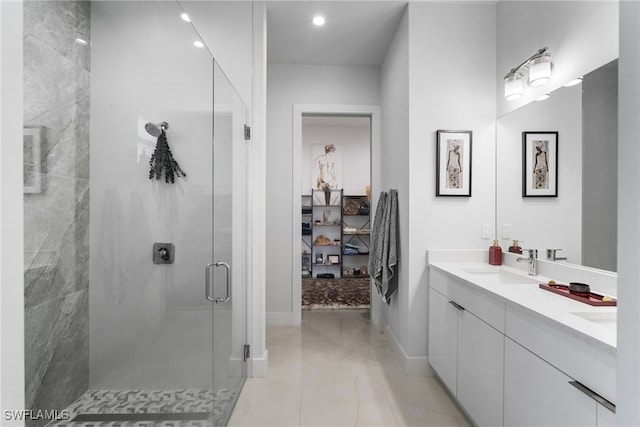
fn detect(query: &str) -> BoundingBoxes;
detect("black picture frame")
[436,130,472,197]
[522,131,558,197]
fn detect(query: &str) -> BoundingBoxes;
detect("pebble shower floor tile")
[47,389,237,427]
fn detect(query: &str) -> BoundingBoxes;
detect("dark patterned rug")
[302,277,371,309]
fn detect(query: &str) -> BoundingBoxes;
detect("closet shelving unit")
[310,188,343,278]
[301,194,313,277]
[342,195,371,278]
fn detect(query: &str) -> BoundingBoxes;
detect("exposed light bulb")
[193,40,205,48]
[74,38,88,46]
[312,15,326,26]
[181,13,191,22]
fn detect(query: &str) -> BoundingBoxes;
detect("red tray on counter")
[539,284,617,306]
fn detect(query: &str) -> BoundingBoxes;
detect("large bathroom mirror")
[496,59,618,272]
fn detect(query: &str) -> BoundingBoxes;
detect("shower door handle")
[205,261,231,304]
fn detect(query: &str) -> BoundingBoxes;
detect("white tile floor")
[228,309,470,427]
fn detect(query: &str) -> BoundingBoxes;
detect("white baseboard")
[249,349,268,378]
[383,323,433,377]
[266,311,300,325]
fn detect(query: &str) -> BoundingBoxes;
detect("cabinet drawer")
[429,268,506,333]
[506,306,616,403]
[505,337,596,426]
[428,287,458,395]
[448,276,505,333]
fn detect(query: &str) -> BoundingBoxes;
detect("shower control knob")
[153,243,175,264]
[158,248,169,261]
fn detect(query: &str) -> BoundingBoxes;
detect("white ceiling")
[266,1,407,66]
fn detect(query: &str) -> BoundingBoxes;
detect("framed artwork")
[327,254,340,264]
[315,253,324,264]
[522,131,558,197]
[436,130,472,197]
[24,126,44,194]
[311,143,342,190]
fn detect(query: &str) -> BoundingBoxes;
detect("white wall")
[266,64,380,323]
[497,1,618,117]
[496,85,582,262]
[617,1,640,423]
[379,2,497,375]
[379,6,410,369]
[0,0,25,420]
[248,0,268,378]
[407,2,497,369]
[301,118,371,196]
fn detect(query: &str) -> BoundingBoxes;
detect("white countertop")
[428,261,617,354]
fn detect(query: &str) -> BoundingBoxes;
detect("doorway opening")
[301,115,372,309]
[291,104,381,325]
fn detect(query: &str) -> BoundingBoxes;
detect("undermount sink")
[570,311,617,331]
[462,268,539,285]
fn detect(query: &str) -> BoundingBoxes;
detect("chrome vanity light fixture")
[504,47,554,100]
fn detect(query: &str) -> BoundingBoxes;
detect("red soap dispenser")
[489,240,503,266]
[508,240,522,254]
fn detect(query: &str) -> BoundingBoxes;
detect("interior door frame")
[292,104,381,326]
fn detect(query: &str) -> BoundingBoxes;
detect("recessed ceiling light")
[312,15,325,26]
[535,93,550,101]
[193,40,205,48]
[181,13,191,22]
[74,38,88,46]
[564,77,583,87]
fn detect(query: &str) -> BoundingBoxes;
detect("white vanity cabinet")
[428,269,504,426]
[427,262,616,427]
[504,337,596,426]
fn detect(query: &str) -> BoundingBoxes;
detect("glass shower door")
[209,59,248,426]
[85,2,247,426]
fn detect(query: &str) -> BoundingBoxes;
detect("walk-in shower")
[23,1,249,425]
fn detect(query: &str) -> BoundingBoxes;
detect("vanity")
[427,249,616,427]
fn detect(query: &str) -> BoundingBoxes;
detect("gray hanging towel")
[382,189,399,303]
[369,189,399,303]
[369,191,388,296]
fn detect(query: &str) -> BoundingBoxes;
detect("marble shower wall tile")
[23,32,91,180]
[24,289,89,427]
[24,175,89,307]
[23,1,90,423]
[23,0,90,71]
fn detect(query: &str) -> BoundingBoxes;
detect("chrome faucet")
[517,249,538,276]
[546,249,567,262]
